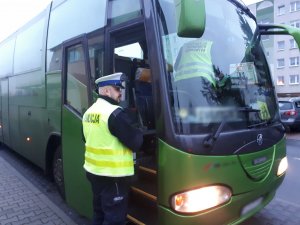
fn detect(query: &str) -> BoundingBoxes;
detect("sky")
[0,0,51,42]
[0,0,263,43]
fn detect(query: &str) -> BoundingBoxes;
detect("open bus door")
[61,35,93,218]
[106,22,158,224]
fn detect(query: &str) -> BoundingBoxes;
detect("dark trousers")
[86,172,130,225]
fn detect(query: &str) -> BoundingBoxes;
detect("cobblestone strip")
[0,156,76,225]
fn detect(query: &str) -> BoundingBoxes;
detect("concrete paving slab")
[0,156,77,225]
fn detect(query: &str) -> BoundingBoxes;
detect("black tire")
[53,146,65,199]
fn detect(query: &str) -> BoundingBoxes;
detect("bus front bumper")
[158,175,284,225]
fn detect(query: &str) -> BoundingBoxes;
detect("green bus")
[0,0,297,224]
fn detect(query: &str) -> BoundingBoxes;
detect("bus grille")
[243,159,273,180]
[238,148,274,181]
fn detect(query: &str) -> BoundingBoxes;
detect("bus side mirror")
[258,24,300,48]
[175,0,206,38]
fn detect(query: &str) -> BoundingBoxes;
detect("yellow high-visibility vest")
[174,39,216,87]
[82,98,134,177]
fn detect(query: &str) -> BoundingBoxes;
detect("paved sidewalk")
[0,156,76,225]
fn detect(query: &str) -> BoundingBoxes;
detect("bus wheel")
[53,146,65,199]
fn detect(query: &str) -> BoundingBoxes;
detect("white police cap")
[95,72,126,88]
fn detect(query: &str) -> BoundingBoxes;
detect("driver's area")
[110,26,156,153]
[109,25,158,224]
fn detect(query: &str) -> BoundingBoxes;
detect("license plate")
[241,197,263,216]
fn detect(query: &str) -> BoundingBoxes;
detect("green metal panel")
[17,106,49,168]
[157,138,286,225]
[9,70,46,107]
[62,107,92,219]
[46,72,62,139]
[7,68,48,168]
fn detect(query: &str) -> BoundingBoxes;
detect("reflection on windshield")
[157,0,279,134]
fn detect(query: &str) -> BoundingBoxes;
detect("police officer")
[82,72,143,225]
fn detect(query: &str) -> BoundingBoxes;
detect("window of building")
[259,18,270,24]
[259,19,270,41]
[261,35,270,41]
[290,39,298,49]
[289,74,299,84]
[291,19,300,28]
[277,76,285,85]
[277,58,285,68]
[278,5,285,15]
[290,1,300,12]
[290,57,300,66]
[68,49,82,63]
[277,41,285,50]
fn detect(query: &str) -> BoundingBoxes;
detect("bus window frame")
[104,18,146,75]
[62,34,93,116]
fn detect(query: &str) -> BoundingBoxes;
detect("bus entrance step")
[137,164,157,183]
[136,156,157,176]
[130,179,157,202]
[127,194,157,225]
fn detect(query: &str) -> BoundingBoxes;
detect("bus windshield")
[157,0,279,134]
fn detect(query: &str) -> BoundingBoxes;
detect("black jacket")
[99,95,143,152]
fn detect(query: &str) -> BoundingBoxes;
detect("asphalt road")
[276,139,300,206]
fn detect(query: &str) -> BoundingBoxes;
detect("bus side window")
[87,32,105,100]
[65,44,89,115]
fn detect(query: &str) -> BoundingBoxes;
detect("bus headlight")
[277,156,288,176]
[171,185,232,213]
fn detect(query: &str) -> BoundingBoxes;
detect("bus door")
[0,79,10,145]
[61,35,93,217]
[108,24,156,135]
[107,23,158,224]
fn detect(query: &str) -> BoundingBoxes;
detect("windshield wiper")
[238,107,270,128]
[238,106,260,113]
[203,120,226,148]
[203,107,264,147]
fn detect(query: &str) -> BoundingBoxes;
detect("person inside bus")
[173,38,218,109]
[82,72,143,225]
[134,66,155,129]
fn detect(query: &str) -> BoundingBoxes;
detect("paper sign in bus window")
[229,62,258,88]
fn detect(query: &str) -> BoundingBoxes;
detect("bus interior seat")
[134,67,155,130]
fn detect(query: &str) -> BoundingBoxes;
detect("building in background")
[248,0,300,97]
